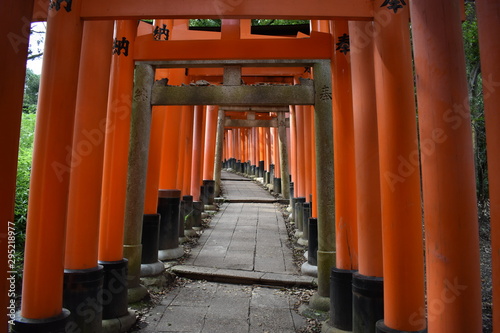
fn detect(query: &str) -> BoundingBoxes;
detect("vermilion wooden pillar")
[144,108,166,214]
[295,105,306,197]
[191,105,204,200]
[63,21,113,331]
[182,106,195,196]
[331,20,358,271]
[98,20,137,262]
[373,3,425,332]
[303,106,313,201]
[158,69,184,190]
[17,0,83,325]
[203,106,218,180]
[411,1,483,331]
[476,2,500,330]
[349,20,383,278]
[65,20,113,270]
[1,0,34,329]
[289,106,298,183]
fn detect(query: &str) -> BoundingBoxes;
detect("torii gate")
[1,1,498,333]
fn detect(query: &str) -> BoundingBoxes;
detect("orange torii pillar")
[1,0,34,328]
[158,69,184,191]
[98,20,138,325]
[13,1,83,331]
[265,127,272,183]
[257,127,265,178]
[476,2,500,330]
[295,105,306,199]
[202,105,218,208]
[326,20,359,333]
[411,1,483,332]
[297,106,313,247]
[176,107,187,195]
[181,105,195,197]
[191,105,204,201]
[288,106,298,221]
[272,127,281,192]
[139,96,168,276]
[373,3,425,332]
[349,20,384,332]
[62,20,113,333]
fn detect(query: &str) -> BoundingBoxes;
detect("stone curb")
[172,265,316,288]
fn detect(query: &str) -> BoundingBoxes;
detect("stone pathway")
[137,171,312,332]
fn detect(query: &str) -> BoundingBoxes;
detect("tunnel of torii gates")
[1,0,499,333]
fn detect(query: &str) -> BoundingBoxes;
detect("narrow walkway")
[138,171,313,332]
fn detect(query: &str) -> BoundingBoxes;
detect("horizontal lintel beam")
[32,0,373,21]
[225,118,290,128]
[134,33,332,61]
[151,85,314,106]
[220,106,289,112]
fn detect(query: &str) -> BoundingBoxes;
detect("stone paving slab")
[141,282,307,333]
[137,171,313,333]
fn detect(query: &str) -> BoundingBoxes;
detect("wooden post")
[203,106,219,180]
[331,20,358,271]
[476,2,500,330]
[309,60,335,311]
[411,1,483,331]
[1,0,34,328]
[278,113,290,199]
[191,105,204,200]
[123,64,155,302]
[17,0,83,324]
[373,3,426,331]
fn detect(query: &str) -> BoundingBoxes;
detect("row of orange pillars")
[1,2,500,333]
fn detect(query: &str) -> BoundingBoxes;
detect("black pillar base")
[141,214,160,264]
[259,161,265,177]
[353,273,384,333]
[330,268,356,331]
[376,321,427,333]
[157,190,181,254]
[63,266,104,333]
[193,201,203,229]
[12,310,70,333]
[98,259,129,320]
[273,177,282,194]
[202,180,216,205]
[307,218,318,265]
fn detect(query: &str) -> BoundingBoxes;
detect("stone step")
[172,265,316,288]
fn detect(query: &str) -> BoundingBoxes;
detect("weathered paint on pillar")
[203,106,218,180]
[278,113,290,199]
[20,0,83,319]
[65,20,113,270]
[476,1,500,330]
[373,3,426,331]
[310,110,318,218]
[1,0,34,325]
[411,1,483,331]
[331,20,358,271]
[99,20,137,262]
[313,60,336,299]
[123,64,155,301]
[349,20,383,278]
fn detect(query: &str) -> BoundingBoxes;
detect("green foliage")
[23,69,39,113]
[189,19,309,27]
[462,2,489,206]
[14,113,37,280]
